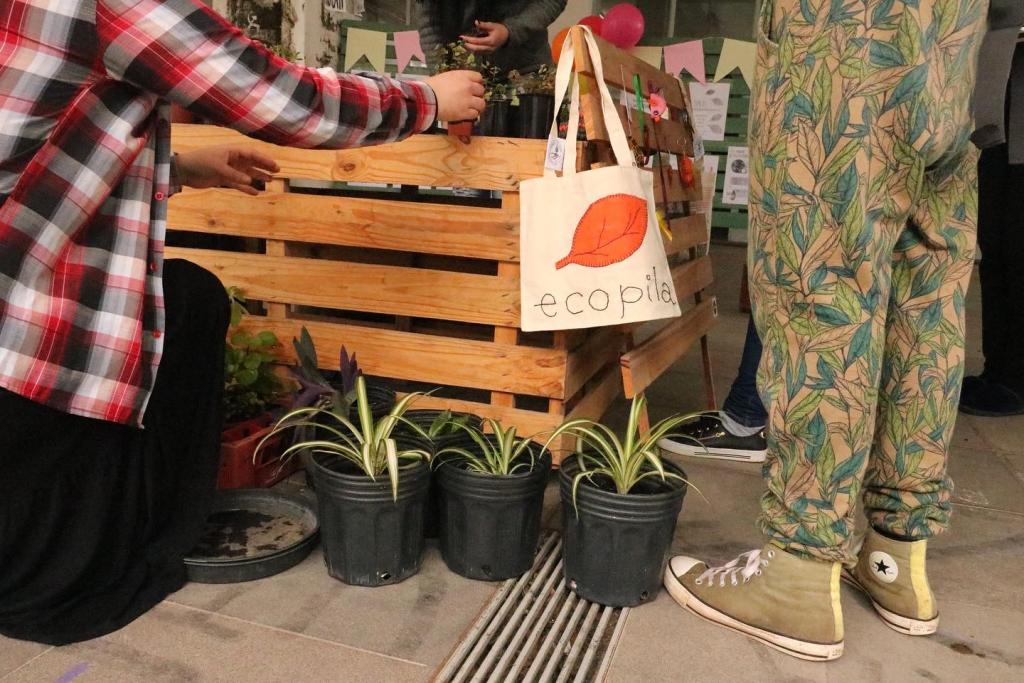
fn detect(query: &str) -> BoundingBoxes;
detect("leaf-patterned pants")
[748,0,989,563]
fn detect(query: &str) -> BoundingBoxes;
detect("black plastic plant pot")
[395,409,484,539]
[302,382,397,489]
[474,99,510,137]
[310,454,429,587]
[437,443,551,581]
[559,454,687,607]
[517,94,555,139]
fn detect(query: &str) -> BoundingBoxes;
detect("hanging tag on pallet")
[545,136,566,172]
[692,133,705,159]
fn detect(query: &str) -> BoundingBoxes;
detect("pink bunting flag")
[663,40,706,84]
[394,30,426,74]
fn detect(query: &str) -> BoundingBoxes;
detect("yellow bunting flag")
[714,39,757,86]
[344,27,387,73]
[630,46,664,69]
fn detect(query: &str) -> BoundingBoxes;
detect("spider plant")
[435,418,540,476]
[424,410,472,439]
[544,393,702,504]
[257,375,430,500]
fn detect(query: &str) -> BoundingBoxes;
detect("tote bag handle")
[545,26,635,177]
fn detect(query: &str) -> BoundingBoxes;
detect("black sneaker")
[658,413,767,463]
[959,376,1024,417]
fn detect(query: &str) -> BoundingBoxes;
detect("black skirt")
[0,260,228,645]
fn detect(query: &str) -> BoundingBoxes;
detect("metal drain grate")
[435,532,629,683]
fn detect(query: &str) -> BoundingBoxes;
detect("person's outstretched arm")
[96,0,483,149]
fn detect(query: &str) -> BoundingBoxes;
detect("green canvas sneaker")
[663,545,844,661]
[842,528,938,636]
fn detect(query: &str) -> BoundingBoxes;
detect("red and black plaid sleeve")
[96,0,437,148]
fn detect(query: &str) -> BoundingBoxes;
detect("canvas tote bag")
[519,27,681,332]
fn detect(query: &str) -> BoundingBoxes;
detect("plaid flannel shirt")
[0,0,436,426]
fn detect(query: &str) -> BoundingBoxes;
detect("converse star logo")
[868,550,898,584]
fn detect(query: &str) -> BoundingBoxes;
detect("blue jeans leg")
[720,315,767,428]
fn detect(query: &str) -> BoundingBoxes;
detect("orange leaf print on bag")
[555,194,649,269]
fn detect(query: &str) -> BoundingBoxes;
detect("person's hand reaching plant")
[461,21,510,54]
[176,146,280,196]
[425,70,487,122]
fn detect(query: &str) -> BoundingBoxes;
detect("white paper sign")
[723,146,749,206]
[688,82,731,142]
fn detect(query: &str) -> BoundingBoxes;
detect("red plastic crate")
[218,413,299,489]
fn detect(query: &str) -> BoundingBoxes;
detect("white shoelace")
[695,548,775,587]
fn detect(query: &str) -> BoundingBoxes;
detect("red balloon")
[602,3,645,49]
[551,26,571,62]
[579,15,604,36]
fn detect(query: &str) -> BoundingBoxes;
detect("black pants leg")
[0,260,228,645]
[978,143,1024,391]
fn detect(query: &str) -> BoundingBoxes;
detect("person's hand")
[461,21,510,54]
[176,146,280,196]
[425,70,486,122]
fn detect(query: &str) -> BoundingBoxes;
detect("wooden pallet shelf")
[168,28,717,458]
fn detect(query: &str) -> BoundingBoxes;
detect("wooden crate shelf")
[168,29,718,458]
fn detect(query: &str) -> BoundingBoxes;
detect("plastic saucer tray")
[185,489,320,584]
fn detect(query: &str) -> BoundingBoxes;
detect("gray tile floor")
[3,245,1022,682]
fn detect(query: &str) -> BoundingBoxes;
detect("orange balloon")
[551,27,571,63]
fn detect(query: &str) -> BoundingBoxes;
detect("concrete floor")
[3,245,1022,682]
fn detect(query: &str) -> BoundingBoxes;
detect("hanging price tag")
[692,133,705,159]
[545,136,566,172]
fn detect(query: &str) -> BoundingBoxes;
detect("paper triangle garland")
[393,30,425,74]
[630,46,664,69]
[664,40,706,83]
[714,39,756,86]
[344,27,387,73]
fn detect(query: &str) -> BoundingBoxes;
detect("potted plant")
[289,327,395,487]
[260,376,432,586]
[545,394,699,607]
[395,410,483,539]
[433,419,551,581]
[431,42,510,138]
[219,287,295,489]
[510,66,556,139]
[291,327,396,421]
[475,65,512,137]
[431,42,477,138]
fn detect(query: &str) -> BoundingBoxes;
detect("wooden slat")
[397,393,562,438]
[652,165,703,204]
[614,105,693,156]
[492,259,521,407]
[246,317,567,398]
[563,326,625,399]
[171,124,547,191]
[672,255,715,301]
[573,28,687,110]
[667,214,710,255]
[568,364,624,423]
[169,189,520,261]
[166,247,520,326]
[620,298,718,398]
